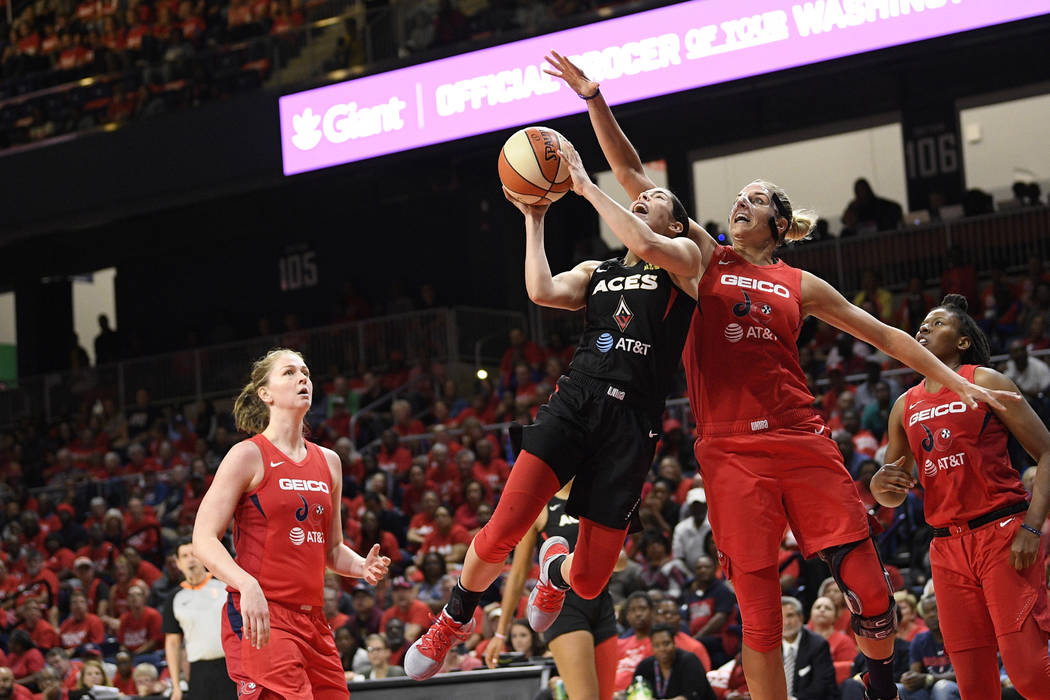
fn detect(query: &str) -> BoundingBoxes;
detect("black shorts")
[543,588,617,645]
[189,658,238,699]
[521,374,660,531]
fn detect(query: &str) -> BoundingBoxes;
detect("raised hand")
[556,140,592,196]
[483,633,505,668]
[543,50,599,98]
[955,381,1020,411]
[361,544,391,585]
[870,456,915,498]
[503,186,550,218]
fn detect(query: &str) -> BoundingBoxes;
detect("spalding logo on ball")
[498,126,572,205]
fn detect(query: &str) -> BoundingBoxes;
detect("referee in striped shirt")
[163,538,237,700]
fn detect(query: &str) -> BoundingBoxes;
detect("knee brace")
[819,537,898,640]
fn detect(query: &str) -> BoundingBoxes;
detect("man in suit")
[782,596,840,700]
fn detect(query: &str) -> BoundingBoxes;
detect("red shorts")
[694,417,869,573]
[930,515,1050,653]
[221,594,348,699]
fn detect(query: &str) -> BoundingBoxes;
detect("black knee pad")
[818,537,898,640]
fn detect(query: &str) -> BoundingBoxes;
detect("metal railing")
[779,206,1050,293]
[0,306,525,425]
[528,207,1050,347]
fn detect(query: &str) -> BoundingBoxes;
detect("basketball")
[498,126,573,205]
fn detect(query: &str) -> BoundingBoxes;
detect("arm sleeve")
[161,591,183,635]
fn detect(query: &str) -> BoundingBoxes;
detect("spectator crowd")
[0,234,1047,698]
[1,0,641,149]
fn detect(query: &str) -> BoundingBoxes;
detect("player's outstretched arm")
[544,50,718,261]
[801,271,1021,411]
[505,187,599,310]
[973,368,1050,569]
[559,141,701,280]
[192,441,271,648]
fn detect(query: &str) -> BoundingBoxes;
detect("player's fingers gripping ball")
[498,126,573,205]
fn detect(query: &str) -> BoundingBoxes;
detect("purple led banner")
[279,0,1047,176]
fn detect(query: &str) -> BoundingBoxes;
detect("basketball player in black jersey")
[484,480,621,700]
[406,132,700,683]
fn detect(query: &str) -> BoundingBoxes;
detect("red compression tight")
[595,636,619,700]
[471,450,627,600]
[472,450,562,564]
[950,617,1050,699]
[733,539,891,652]
[569,518,629,600]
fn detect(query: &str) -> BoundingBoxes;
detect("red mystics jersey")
[231,435,333,608]
[684,246,815,434]
[901,365,1028,528]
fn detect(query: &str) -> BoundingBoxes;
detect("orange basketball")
[498,126,573,206]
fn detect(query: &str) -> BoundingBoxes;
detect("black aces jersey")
[568,257,694,408]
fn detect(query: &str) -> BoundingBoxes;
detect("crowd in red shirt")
[0,253,1047,689]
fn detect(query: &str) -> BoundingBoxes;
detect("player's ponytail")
[233,348,306,434]
[937,294,991,366]
[755,179,815,246]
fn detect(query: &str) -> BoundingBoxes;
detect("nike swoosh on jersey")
[270,460,285,467]
[649,430,659,438]
[550,504,561,511]
[999,518,1014,528]
[908,401,923,410]
[718,260,732,265]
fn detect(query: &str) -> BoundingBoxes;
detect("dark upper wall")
[1,15,1047,354]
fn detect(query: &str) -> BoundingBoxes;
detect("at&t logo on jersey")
[289,526,326,545]
[908,401,968,427]
[591,273,659,294]
[595,332,651,356]
[278,478,331,494]
[724,323,776,343]
[923,452,967,478]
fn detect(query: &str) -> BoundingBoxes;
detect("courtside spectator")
[1004,339,1050,403]
[117,584,163,661]
[16,601,59,651]
[841,178,903,235]
[70,556,110,616]
[110,652,137,696]
[58,590,104,650]
[380,577,431,643]
[415,505,469,565]
[346,583,382,643]
[7,630,45,685]
[672,488,710,572]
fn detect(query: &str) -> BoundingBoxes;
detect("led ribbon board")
[279,0,1047,175]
